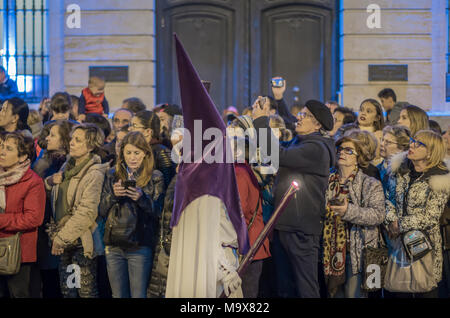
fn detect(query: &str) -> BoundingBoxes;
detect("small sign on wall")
[89,66,129,82]
[368,65,408,82]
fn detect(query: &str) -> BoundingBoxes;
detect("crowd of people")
[0,71,449,298]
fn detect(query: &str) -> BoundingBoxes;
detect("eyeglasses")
[381,138,398,146]
[337,147,358,156]
[409,137,427,149]
[297,112,315,120]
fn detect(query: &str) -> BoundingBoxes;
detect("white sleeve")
[217,205,239,282]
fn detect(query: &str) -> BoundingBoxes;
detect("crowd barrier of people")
[0,73,449,299]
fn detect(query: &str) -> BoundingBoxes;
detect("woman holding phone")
[99,131,164,298]
[322,135,385,298]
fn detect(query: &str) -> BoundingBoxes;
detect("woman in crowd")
[148,117,183,298]
[0,97,31,133]
[49,92,73,122]
[99,131,164,298]
[385,130,450,298]
[0,132,45,298]
[46,123,108,298]
[344,129,381,180]
[323,135,385,298]
[377,125,411,205]
[269,114,293,142]
[154,103,182,149]
[330,107,357,138]
[232,135,270,298]
[32,120,74,298]
[397,104,430,137]
[356,99,385,165]
[130,110,175,189]
[28,110,43,141]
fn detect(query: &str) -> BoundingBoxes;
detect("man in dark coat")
[0,66,19,103]
[252,97,335,298]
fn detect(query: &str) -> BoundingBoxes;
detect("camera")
[271,77,284,88]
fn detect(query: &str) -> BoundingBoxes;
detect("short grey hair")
[71,123,105,152]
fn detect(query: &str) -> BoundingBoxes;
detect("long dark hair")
[359,99,385,131]
[5,97,30,132]
[115,131,154,187]
[134,110,161,141]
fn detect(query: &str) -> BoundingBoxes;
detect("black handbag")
[362,227,389,292]
[0,232,22,275]
[103,203,139,248]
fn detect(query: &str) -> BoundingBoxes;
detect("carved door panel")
[156,0,337,111]
[250,0,338,106]
[156,0,249,110]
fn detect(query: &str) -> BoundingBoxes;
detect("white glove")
[222,270,242,297]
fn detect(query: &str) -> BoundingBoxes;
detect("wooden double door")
[156,0,338,112]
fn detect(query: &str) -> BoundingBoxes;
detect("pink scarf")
[0,159,31,213]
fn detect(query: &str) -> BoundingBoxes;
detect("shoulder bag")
[0,232,21,275]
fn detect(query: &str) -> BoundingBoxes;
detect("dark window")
[1,0,48,103]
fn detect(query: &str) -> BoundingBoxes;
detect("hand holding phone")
[271,77,286,100]
[271,77,284,88]
[123,179,136,190]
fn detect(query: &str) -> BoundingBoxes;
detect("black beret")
[304,100,334,131]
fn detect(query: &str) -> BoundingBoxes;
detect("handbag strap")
[364,225,387,248]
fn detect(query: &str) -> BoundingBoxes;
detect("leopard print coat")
[386,152,450,287]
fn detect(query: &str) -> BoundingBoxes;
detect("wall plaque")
[368,65,408,82]
[89,66,129,82]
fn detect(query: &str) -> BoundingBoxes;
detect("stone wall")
[49,0,156,111]
[46,0,449,128]
[340,0,447,116]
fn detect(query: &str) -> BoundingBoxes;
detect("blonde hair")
[414,130,446,170]
[269,114,292,141]
[403,105,429,136]
[27,109,42,126]
[88,76,105,89]
[115,131,154,188]
[344,129,378,168]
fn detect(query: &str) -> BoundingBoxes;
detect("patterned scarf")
[0,159,31,213]
[323,168,357,296]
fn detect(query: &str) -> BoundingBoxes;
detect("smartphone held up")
[271,77,284,88]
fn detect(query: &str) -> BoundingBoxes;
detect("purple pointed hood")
[170,34,249,255]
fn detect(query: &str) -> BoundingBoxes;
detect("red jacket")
[81,87,107,115]
[0,169,45,263]
[235,164,270,261]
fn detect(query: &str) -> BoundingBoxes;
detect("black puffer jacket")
[99,168,164,248]
[151,142,176,190]
[254,116,336,235]
[147,174,176,298]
